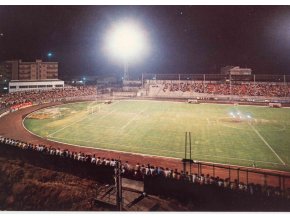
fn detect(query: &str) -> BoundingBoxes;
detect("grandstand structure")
[1,74,290,210]
[141,73,290,103]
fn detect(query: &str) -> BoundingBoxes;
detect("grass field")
[23,100,290,172]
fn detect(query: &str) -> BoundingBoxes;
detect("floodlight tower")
[123,58,129,81]
[105,20,149,81]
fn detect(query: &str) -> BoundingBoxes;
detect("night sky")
[1,5,290,79]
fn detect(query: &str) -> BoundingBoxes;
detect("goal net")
[87,104,101,114]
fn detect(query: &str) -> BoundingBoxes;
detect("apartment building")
[0,59,58,80]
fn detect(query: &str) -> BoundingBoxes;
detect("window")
[9,86,16,89]
[29,85,37,88]
[19,86,28,88]
[37,85,46,88]
[55,84,63,87]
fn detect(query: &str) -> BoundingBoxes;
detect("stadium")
[1,73,290,211]
[1,5,290,212]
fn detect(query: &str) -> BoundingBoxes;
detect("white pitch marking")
[48,135,183,154]
[248,122,286,165]
[47,108,117,138]
[26,119,284,170]
[42,135,290,174]
[47,114,90,137]
[93,109,117,121]
[192,152,282,165]
[121,108,148,129]
[206,118,210,125]
[47,135,282,166]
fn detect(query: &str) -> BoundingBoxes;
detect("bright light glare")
[105,21,149,61]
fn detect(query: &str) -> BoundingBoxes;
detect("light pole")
[123,59,129,81]
[47,52,53,62]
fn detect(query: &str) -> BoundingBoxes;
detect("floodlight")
[106,22,148,60]
[104,20,150,80]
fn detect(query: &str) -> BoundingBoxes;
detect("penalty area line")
[47,114,90,138]
[248,122,286,165]
[121,107,148,130]
[47,107,118,138]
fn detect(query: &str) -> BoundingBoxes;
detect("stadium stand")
[1,80,289,112]
[147,80,290,99]
[0,136,115,184]
[0,86,97,110]
[1,79,290,210]
[1,135,289,210]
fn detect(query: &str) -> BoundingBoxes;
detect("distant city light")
[47,52,53,58]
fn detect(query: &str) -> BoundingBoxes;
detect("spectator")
[0,135,289,201]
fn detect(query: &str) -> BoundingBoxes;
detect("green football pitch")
[23,100,290,172]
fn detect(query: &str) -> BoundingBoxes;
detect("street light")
[104,20,149,81]
[47,52,53,59]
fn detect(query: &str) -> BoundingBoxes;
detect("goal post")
[87,104,101,114]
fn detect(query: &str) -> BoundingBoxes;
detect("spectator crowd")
[161,81,290,97]
[1,81,289,111]
[1,135,289,201]
[0,86,97,110]
[0,83,290,205]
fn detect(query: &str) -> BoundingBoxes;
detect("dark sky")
[1,5,290,79]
